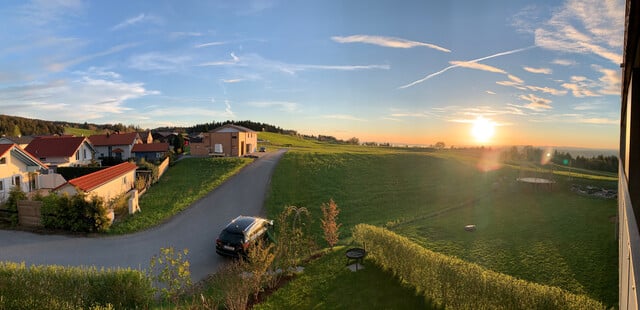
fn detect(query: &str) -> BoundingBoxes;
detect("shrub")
[149,247,192,304]
[5,185,26,225]
[0,262,152,309]
[320,198,341,250]
[39,192,110,232]
[352,224,605,310]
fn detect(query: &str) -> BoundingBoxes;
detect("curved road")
[0,149,287,282]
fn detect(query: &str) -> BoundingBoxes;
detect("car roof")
[224,216,267,234]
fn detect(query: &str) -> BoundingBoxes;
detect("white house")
[0,143,49,203]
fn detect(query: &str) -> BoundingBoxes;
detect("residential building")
[0,136,34,148]
[190,124,257,157]
[0,144,49,203]
[25,136,95,167]
[132,142,170,162]
[89,132,141,160]
[138,131,153,144]
[55,162,137,203]
[619,1,640,308]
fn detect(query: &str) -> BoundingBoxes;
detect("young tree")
[149,247,191,304]
[321,199,342,250]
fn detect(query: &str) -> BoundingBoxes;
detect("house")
[132,143,170,162]
[0,136,35,148]
[25,136,95,168]
[152,131,179,144]
[138,131,153,144]
[54,162,137,203]
[190,124,257,157]
[0,143,49,203]
[89,132,141,160]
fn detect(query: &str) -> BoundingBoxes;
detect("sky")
[0,0,625,149]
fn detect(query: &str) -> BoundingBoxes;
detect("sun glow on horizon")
[471,117,496,144]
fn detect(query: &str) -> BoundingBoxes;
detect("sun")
[471,117,496,144]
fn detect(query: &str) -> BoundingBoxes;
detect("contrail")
[398,45,536,89]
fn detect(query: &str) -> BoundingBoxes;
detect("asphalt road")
[0,149,287,282]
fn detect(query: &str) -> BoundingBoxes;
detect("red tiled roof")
[132,143,170,153]
[0,144,12,158]
[89,132,140,146]
[25,136,88,158]
[65,162,137,192]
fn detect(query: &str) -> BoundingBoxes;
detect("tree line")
[501,146,618,173]
[0,114,144,137]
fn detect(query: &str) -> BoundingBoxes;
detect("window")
[123,176,127,184]
[13,176,20,186]
[0,180,3,191]
[84,149,87,159]
[0,157,5,164]
[76,151,80,160]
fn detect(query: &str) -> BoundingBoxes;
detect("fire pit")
[346,247,366,271]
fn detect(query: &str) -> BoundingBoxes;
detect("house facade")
[190,124,257,157]
[25,136,95,167]
[132,142,170,162]
[89,132,141,160]
[0,144,49,203]
[55,162,137,203]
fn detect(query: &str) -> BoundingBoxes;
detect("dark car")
[215,216,273,257]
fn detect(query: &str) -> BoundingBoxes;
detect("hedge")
[352,224,605,310]
[0,262,152,309]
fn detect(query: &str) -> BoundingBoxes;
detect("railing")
[619,163,640,309]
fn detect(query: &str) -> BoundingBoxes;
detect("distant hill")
[0,114,144,137]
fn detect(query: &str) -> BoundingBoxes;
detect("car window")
[219,230,244,244]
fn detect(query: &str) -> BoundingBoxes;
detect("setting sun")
[471,117,496,144]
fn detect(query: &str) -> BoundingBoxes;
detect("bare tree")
[321,199,342,250]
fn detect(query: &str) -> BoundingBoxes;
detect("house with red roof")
[25,136,95,167]
[89,132,141,160]
[132,142,170,162]
[55,162,137,203]
[0,143,49,203]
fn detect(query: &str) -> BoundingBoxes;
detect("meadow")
[260,133,618,307]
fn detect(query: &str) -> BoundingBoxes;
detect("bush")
[39,192,111,233]
[352,224,604,310]
[0,262,152,309]
[5,185,26,225]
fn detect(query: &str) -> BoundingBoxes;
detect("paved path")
[0,149,287,282]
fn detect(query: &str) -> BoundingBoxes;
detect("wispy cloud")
[169,32,203,39]
[578,117,618,125]
[449,61,505,74]
[247,101,298,112]
[221,79,245,83]
[332,35,450,52]
[486,90,496,95]
[198,53,389,73]
[129,52,191,71]
[530,0,624,64]
[323,114,367,121]
[194,41,227,48]
[561,76,599,97]
[48,43,138,72]
[111,13,161,31]
[20,0,85,26]
[526,85,567,96]
[399,46,534,89]
[552,59,577,66]
[593,64,621,95]
[523,66,552,74]
[519,93,553,110]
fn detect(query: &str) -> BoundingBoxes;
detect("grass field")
[262,134,617,306]
[63,126,102,137]
[109,157,251,234]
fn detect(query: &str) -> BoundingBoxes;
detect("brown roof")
[210,124,255,133]
[25,136,89,158]
[0,144,12,157]
[1,136,35,145]
[89,132,140,146]
[132,143,170,153]
[62,162,137,192]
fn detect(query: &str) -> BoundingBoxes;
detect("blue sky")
[0,0,624,148]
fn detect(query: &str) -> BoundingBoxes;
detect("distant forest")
[501,145,618,173]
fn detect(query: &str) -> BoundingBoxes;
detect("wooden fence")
[17,200,43,227]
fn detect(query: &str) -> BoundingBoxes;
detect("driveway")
[0,149,287,282]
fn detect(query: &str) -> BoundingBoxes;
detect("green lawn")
[254,247,435,310]
[109,157,251,234]
[263,147,618,306]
